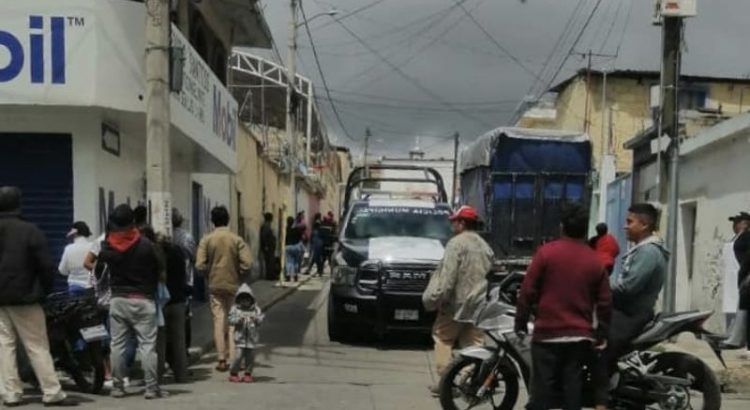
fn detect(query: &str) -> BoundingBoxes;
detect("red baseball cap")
[449,205,479,222]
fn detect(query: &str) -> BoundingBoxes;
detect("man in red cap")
[423,205,494,394]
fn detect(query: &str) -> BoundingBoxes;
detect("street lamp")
[296,9,339,28]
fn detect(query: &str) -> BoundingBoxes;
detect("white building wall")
[677,130,750,331]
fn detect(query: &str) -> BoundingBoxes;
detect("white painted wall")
[0,106,230,238]
[677,130,750,331]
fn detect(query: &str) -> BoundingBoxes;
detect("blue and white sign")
[170,26,238,169]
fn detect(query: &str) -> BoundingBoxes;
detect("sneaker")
[43,398,78,407]
[228,374,242,383]
[215,361,229,372]
[428,384,440,397]
[111,389,126,399]
[123,377,131,388]
[242,374,254,383]
[144,390,169,400]
[103,379,113,389]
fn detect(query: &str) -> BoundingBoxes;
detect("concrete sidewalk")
[189,275,316,359]
[662,334,750,395]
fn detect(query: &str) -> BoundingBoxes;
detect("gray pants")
[726,309,748,346]
[110,297,159,393]
[157,303,188,383]
[230,348,255,375]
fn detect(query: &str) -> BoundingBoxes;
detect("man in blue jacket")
[596,203,668,410]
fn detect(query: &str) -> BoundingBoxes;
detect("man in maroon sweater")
[515,204,612,410]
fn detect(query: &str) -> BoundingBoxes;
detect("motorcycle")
[20,289,108,394]
[438,285,725,410]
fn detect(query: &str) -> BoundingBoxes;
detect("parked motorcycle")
[438,288,724,410]
[20,289,108,394]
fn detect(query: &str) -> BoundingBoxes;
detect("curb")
[193,276,315,360]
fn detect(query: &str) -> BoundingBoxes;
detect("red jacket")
[593,234,620,271]
[515,238,611,342]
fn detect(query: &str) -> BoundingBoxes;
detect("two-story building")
[0,0,271,260]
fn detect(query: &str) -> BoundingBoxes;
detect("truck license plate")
[394,309,418,321]
[80,325,108,342]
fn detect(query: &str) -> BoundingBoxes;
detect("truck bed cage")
[343,165,449,216]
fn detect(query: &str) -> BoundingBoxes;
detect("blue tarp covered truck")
[460,127,592,268]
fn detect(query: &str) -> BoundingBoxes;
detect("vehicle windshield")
[344,205,452,242]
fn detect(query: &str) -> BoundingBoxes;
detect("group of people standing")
[421,201,666,410]
[283,211,337,281]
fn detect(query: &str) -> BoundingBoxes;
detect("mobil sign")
[0,15,84,85]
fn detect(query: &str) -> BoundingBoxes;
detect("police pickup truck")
[327,165,452,341]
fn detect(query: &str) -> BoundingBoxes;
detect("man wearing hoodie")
[98,204,167,400]
[0,187,77,407]
[595,203,668,410]
[196,206,252,372]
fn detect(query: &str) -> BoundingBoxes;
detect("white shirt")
[722,236,740,313]
[58,237,93,288]
[90,233,106,256]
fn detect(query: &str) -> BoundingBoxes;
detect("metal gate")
[606,174,633,278]
[0,133,73,269]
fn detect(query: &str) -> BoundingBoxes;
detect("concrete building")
[518,69,750,231]
[632,114,750,331]
[0,0,271,260]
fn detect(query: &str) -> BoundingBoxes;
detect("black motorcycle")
[20,289,107,394]
[438,287,724,410]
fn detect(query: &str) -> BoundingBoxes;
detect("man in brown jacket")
[196,206,252,372]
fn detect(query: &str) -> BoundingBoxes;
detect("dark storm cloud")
[249,0,750,157]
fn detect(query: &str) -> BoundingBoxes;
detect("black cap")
[69,221,92,238]
[109,204,135,230]
[729,212,750,222]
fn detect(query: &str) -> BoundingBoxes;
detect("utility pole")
[286,0,299,217]
[451,132,459,206]
[583,50,592,133]
[145,0,172,236]
[363,127,371,178]
[662,15,685,314]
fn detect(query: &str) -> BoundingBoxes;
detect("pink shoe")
[242,374,254,383]
[228,374,241,383]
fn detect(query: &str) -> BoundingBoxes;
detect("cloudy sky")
[250,0,750,158]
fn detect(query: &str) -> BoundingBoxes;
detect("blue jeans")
[285,243,303,278]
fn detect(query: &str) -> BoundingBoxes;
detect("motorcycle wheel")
[439,356,519,410]
[66,342,106,395]
[650,352,721,410]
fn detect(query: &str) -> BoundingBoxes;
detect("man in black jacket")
[99,204,167,399]
[259,213,276,280]
[0,186,76,407]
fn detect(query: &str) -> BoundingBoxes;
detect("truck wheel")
[327,296,348,342]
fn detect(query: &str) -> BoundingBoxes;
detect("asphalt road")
[10,277,750,409]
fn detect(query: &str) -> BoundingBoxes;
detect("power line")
[334,0,474,90]
[299,1,357,142]
[316,95,517,113]
[613,0,634,59]
[453,0,543,83]
[597,0,624,54]
[355,0,488,91]
[330,15,495,129]
[523,0,586,103]
[328,88,520,106]
[510,0,605,124]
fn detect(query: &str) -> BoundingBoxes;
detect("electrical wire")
[453,0,543,83]
[299,0,357,142]
[327,88,520,106]
[330,16,495,129]
[509,0,605,124]
[355,0,488,91]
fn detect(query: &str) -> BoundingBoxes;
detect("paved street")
[8,277,750,409]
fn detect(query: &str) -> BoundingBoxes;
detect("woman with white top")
[58,221,93,294]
